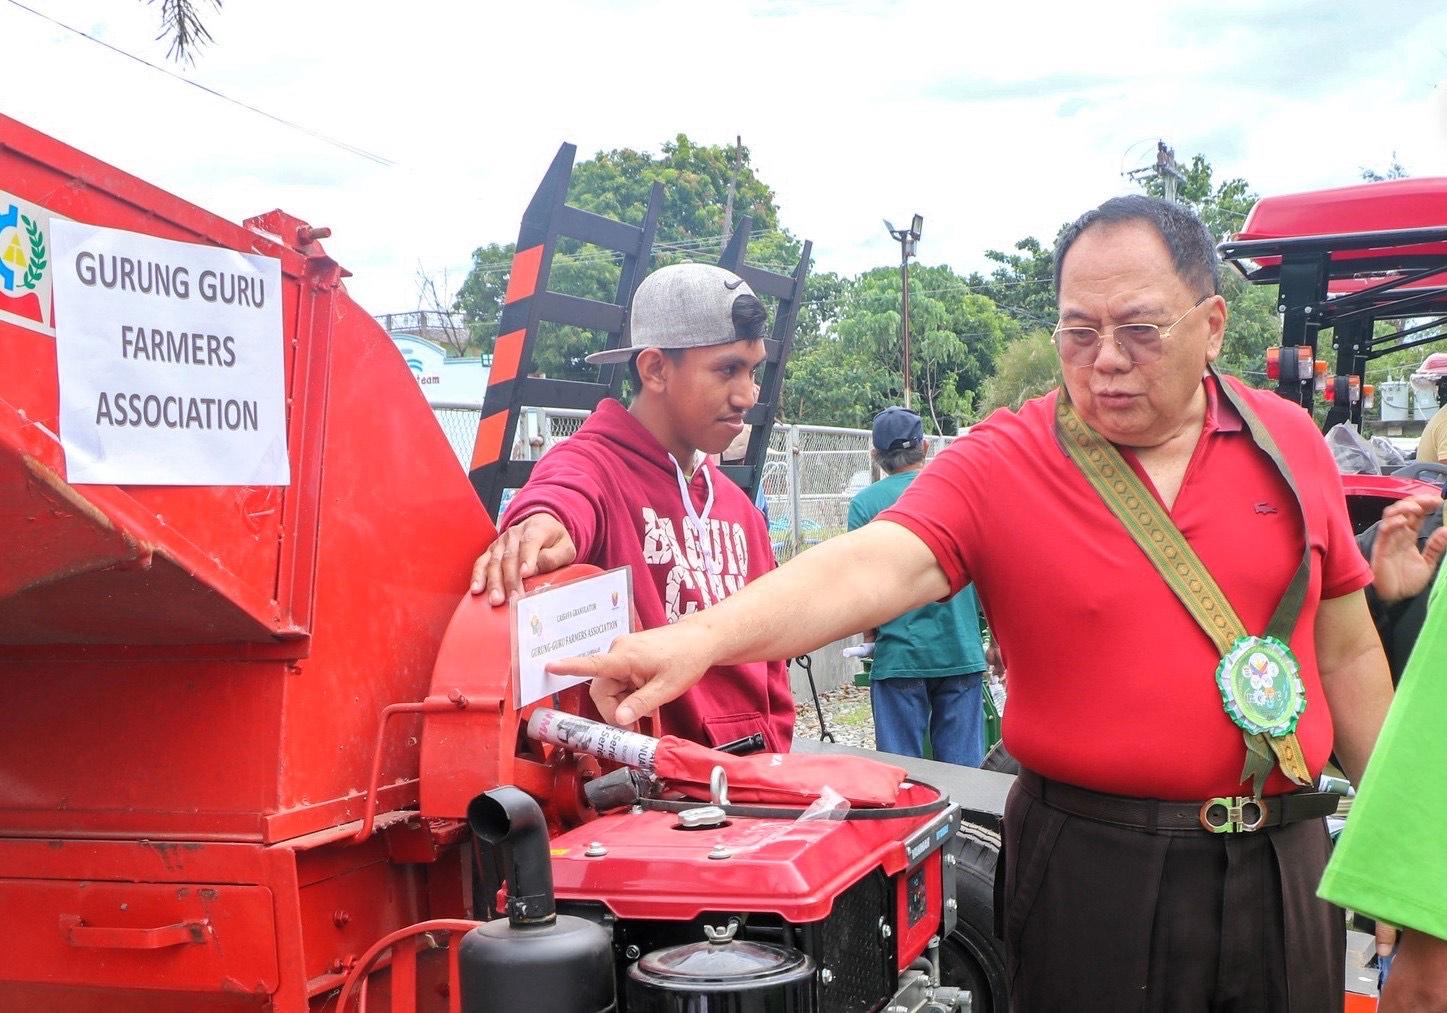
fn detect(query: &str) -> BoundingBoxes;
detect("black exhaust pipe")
[468,786,556,924]
[460,787,616,1013]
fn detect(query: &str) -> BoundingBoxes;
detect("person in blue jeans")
[847,406,987,766]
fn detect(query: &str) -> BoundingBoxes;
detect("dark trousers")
[999,773,1344,1012]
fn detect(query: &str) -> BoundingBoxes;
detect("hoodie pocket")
[702,711,769,749]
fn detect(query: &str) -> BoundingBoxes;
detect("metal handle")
[60,914,210,949]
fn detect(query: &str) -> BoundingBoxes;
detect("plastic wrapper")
[1326,424,1380,475]
[796,785,850,822]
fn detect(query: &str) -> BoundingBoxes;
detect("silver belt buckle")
[1199,795,1268,833]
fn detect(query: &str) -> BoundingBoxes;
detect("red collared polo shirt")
[879,376,1371,800]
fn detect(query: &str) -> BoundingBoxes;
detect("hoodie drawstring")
[668,452,723,575]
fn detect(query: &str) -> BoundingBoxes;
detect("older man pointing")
[554,195,1394,1010]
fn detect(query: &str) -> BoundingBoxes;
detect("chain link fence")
[760,425,957,560]
[428,403,957,559]
[431,404,589,469]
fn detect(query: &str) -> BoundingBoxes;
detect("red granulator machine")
[0,114,976,1012]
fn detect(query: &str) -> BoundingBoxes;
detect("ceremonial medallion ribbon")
[1055,367,1314,794]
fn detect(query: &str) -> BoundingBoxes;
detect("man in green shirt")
[847,407,987,766]
[1320,493,1447,1012]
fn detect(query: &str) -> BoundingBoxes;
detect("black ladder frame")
[468,142,811,518]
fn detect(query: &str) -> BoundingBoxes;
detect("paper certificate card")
[512,567,633,708]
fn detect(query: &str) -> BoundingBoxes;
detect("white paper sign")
[50,219,289,486]
[512,567,633,708]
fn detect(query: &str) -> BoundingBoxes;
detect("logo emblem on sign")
[0,191,55,336]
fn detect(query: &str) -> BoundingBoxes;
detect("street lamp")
[884,214,924,408]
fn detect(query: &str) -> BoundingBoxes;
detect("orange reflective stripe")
[490,329,525,385]
[505,245,544,303]
[470,410,508,470]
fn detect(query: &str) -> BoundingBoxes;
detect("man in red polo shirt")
[559,195,1398,1009]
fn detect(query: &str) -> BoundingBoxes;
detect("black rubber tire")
[940,821,1009,1013]
[981,741,1021,776]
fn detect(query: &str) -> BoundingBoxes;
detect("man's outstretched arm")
[552,519,950,725]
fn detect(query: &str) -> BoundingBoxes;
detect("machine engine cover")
[549,783,946,924]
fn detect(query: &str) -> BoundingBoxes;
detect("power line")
[5,0,395,166]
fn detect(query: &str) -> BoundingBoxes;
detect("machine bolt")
[708,844,732,860]
[332,910,350,928]
[879,919,893,940]
[820,968,834,985]
[625,945,641,960]
[585,841,608,857]
[944,898,958,912]
[944,853,957,868]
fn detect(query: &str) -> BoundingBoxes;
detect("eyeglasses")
[1052,294,1212,367]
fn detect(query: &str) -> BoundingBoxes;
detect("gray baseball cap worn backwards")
[585,263,760,365]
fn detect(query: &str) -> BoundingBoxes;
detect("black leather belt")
[1018,770,1341,834]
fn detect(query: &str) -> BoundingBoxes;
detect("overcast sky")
[8,0,1447,316]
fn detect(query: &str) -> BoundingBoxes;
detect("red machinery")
[1222,178,1447,433]
[0,116,979,1012]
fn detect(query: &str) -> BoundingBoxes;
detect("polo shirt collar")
[1203,371,1244,436]
[1052,373,1244,457]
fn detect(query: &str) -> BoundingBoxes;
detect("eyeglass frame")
[1052,293,1215,367]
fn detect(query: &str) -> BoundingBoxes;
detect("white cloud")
[6,0,1447,315]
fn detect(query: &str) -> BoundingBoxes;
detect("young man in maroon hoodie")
[469,263,794,751]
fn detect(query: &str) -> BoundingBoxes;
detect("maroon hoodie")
[504,399,794,751]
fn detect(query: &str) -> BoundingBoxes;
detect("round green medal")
[1215,635,1307,738]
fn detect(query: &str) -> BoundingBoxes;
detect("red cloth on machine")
[652,736,908,807]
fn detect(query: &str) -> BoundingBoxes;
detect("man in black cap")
[847,407,987,766]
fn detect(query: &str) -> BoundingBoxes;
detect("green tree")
[455,136,802,379]
[782,265,1019,431]
[1214,267,1282,386]
[1142,154,1255,243]
[973,235,1060,331]
[1361,155,1409,182]
[977,330,1060,415]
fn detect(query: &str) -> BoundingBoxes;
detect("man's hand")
[1371,493,1447,605]
[469,513,577,605]
[545,623,716,726]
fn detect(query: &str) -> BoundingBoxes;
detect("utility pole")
[721,135,742,252]
[884,215,924,409]
[1125,140,1186,202]
[899,251,911,409]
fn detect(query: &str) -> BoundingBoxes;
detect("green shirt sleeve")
[1318,565,1447,939]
